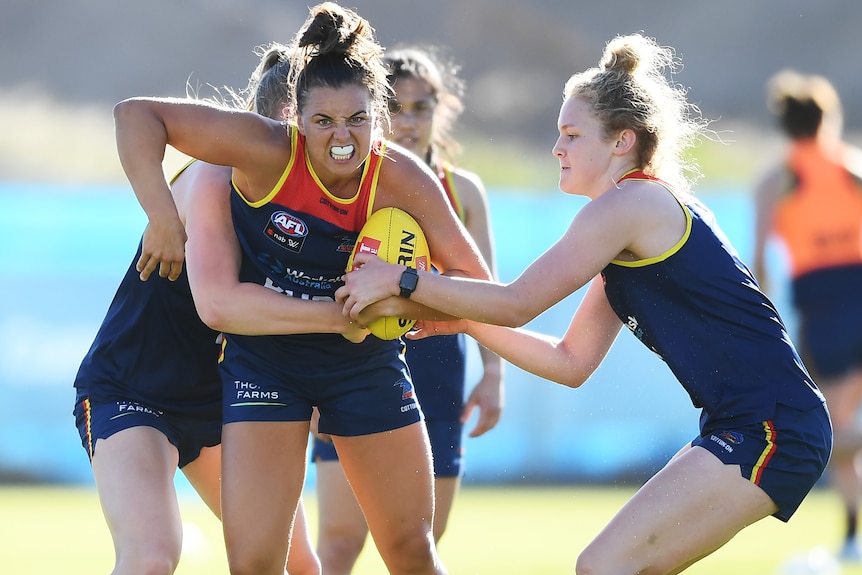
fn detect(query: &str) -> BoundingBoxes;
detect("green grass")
[3,484,861,574]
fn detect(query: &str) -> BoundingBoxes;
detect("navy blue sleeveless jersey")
[226,127,402,367]
[600,172,824,434]
[73,240,223,418]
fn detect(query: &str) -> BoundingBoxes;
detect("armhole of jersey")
[364,142,387,220]
[441,167,465,222]
[609,182,693,268]
[233,125,299,208]
[168,158,197,185]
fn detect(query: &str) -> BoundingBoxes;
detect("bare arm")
[451,168,504,437]
[752,166,782,292]
[339,179,687,328]
[422,278,622,388]
[113,97,290,281]
[350,145,494,326]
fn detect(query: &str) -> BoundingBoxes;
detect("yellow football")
[347,207,431,340]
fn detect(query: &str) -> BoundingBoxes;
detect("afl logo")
[264,211,308,252]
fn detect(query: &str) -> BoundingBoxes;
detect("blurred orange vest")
[773,140,862,278]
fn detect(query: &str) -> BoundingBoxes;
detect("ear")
[612,129,637,156]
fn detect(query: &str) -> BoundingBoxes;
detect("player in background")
[337,33,832,574]
[753,69,862,562]
[310,45,504,573]
[72,43,325,575]
[113,3,492,574]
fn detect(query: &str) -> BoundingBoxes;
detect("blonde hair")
[564,33,707,194]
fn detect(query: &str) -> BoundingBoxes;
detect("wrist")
[398,266,419,298]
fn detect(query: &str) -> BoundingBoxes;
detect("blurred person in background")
[310,45,505,573]
[753,68,862,562]
[72,43,322,575]
[337,33,832,574]
[113,3,493,573]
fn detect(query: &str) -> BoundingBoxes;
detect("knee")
[377,528,439,573]
[115,544,180,575]
[318,531,366,571]
[575,547,600,575]
[228,551,288,575]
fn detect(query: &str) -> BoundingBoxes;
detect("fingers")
[136,254,183,282]
[136,253,158,281]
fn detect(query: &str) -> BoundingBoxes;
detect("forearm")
[465,322,593,388]
[195,282,352,336]
[114,98,178,224]
[477,343,505,381]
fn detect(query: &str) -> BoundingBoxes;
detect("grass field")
[3,484,862,574]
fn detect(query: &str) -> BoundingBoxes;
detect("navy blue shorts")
[797,304,862,379]
[73,396,222,468]
[693,401,832,521]
[405,333,466,421]
[311,417,465,477]
[793,266,862,380]
[220,347,422,436]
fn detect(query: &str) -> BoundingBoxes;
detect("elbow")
[495,307,534,329]
[557,374,587,389]
[194,295,233,333]
[112,98,138,123]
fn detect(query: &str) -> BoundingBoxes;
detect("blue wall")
[0,183,789,486]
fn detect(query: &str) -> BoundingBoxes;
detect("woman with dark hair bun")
[113,2,489,573]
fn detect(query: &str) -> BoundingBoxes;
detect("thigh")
[582,446,777,574]
[91,426,183,551]
[315,459,368,538]
[181,444,222,518]
[333,422,435,548]
[221,421,310,572]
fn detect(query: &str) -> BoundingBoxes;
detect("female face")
[297,84,375,181]
[552,96,615,198]
[387,76,436,159]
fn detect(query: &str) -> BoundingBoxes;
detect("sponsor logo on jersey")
[337,235,356,253]
[265,211,308,252]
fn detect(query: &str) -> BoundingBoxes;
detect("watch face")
[400,268,418,296]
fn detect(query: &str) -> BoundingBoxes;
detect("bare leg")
[221,421,311,575]
[821,369,862,558]
[431,476,460,544]
[334,423,446,574]
[182,443,320,575]
[576,445,778,575]
[289,500,322,575]
[182,444,222,516]
[315,459,369,574]
[92,427,184,575]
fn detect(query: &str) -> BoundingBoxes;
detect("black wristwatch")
[398,267,419,298]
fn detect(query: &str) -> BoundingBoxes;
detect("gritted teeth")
[331,145,354,160]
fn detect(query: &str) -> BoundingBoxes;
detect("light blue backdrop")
[0,183,791,486]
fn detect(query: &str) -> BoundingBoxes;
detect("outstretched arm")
[414,278,621,389]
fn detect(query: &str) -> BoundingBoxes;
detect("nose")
[334,122,351,139]
[552,137,564,158]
